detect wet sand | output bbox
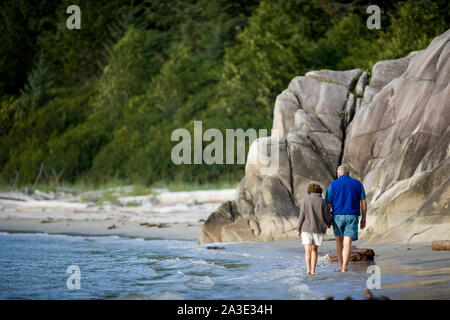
[273,238,450,299]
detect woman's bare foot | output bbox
[341,267,347,273]
[307,270,311,275]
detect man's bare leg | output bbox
[305,244,312,275]
[311,245,318,274]
[335,236,343,271]
[341,236,353,272]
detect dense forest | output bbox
[0,0,448,188]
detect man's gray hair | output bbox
[337,165,350,175]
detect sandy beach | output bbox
[0,187,449,299]
[0,187,232,240]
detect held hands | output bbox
[297,232,301,239]
[360,217,366,230]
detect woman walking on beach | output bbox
[297,184,332,275]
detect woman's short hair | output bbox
[307,183,322,194]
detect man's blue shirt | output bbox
[325,175,366,215]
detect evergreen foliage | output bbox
[0,0,448,186]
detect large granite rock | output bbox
[200,136,303,243]
[361,55,412,105]
[343,29,450,244]
[199,70,360,244]
[199,29,450,245]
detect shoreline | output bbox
[0,188,234,241]
[0,219,202,241]
[1,218,449,299]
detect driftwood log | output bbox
[322,247,375,262]
[431,240,450,251]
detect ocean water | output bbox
[0,231,403,300]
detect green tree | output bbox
[19,52,55,113]
[211,0,332,129]
[91,26,164,131]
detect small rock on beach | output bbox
[431,240,450,251]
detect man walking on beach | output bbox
[325,165,367,273]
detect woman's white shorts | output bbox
[301,232,324,246]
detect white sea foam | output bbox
[162,257,181,264]
[151,291,184,300]
[318,253,330,263]
[198,276,215,286]
[288,283,324,300]
[0,231,50,237]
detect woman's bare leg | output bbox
[305,244,312,275]
[311,245,318,274]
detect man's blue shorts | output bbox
[332,214,359,241]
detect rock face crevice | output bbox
[198,29,450,245]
